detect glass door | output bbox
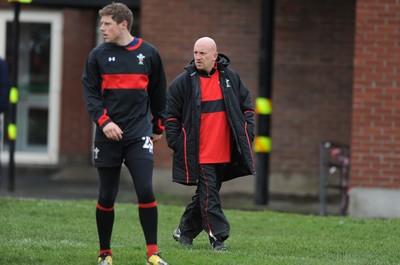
[0,10,62,165]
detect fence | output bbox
[319,141,350,216]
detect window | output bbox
[0,10,62,165]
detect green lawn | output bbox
[0,198,399,265]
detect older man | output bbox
[165,37,256,251]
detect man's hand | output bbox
[103,122,123,141]
[152,133,163,143]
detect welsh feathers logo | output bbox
[93,146,100,159]
[137,53,145,65]
[225,79,231,88]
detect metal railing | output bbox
[319,141,350,216]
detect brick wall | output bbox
[266,0,356,194]
[59,9,96,164]
[141,0,357,195]
[5,1,388,195]
[351,0,400,188]
[141,0,261,168]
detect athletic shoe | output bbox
[147,252,169,265]
[98,253,112,265]
[172,227,193,246]
[211,240,228,252]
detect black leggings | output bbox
[97,159,155,208]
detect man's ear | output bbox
[213,52,218,60]
[120,20,128,30]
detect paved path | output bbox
[0,166,340,216]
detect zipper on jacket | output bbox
[220,72,242,155]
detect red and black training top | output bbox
[199,69,231,164]
[82,38,167,142]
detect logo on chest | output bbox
[225,79,231,88]
[137,53,145,65]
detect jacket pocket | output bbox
[173,126,191,184]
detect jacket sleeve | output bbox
[165,75,185,149]
[147,48,167,135]
[82,50,111,129]
[238,74,255,142]
[0,59,10,113]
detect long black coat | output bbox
[165,54,256,185]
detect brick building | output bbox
[0,0,398,217]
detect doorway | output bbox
[0,10,62,165]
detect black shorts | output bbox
[93,136,154,167]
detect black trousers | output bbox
[178,164,230,242]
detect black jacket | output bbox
[166,54,256,185]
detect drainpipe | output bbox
[7,0,32,191]
[7,1,22,192]
[254,0,275,205]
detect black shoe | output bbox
[172,228,193,246]
[211,240,228,252]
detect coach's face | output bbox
[193,37,218,74]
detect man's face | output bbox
[99,15,123,44]
[193,41,217,73]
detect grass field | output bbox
[0,197,399,265]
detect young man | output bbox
[82,3,168,265]
[165,37,256,251]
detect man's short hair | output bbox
[99,3,133,31]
